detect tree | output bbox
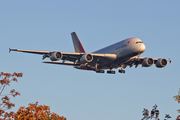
[0,72,66,120]
[173,89,180,120]
[0,72,22,119]
[141,104,160,120]
[14,101,66,120]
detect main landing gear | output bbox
[96,70,105,73]
[107,68,116,74]
[119,69,125,73]
[118,66,125,73]
[95,67,125,74]
[107,70,115,74]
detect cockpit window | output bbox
[136,41,143,44]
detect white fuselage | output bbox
[94,38,146,60]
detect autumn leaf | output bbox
[10,89,15,94]
[12,77,18,82]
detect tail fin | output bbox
[71,32,86,53]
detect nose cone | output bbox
[139,43,146,53]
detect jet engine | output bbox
[155,59,168,68]
[80,54,93,63]
[50,51,62,61]
[142,58,154,67]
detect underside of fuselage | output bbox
[74,52,139,71]
[99,52,140,69]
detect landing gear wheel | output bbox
[96,70,105,73]
[107,70,115,74]
[119,69,125,73]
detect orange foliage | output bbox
[174,89,180,114]
[0,72,22,119]
[14,101,66,120]
[0,72,66,120]
[174,89,180,103]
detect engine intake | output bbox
[80,54,93,63]
[142,58,154,67]
[50,52,62,61]
[156,59,167,68]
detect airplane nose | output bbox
[139,43,146,53]
[134,43,146,54]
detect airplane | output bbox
[9,32,173,74]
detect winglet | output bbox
[9,48,11,53]
[168,58,173,63]
[9,48,17,53]
[71,32,86,53]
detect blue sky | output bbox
[1,0,180,120]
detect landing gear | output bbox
[107,70,115,74]
[107,67,116,74]
[96,70,105,73]
[94,62,105,73]
[119,69,125,73]
[118,65,125,74]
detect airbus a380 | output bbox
[10,32,173,74]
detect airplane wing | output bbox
[10,48,83,60]
[123,56,173,68]
[9,48,51,54]
[10,48,117,67]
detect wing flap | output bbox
[43,61,80,66]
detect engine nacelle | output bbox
[50,51,62,61]
[80,54,93,63]
[155,59,167,68]
[142,58,154,67]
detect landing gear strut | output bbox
[94,63,105,73]
[118,65,125,73]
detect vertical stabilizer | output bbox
[71,32,86,53]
